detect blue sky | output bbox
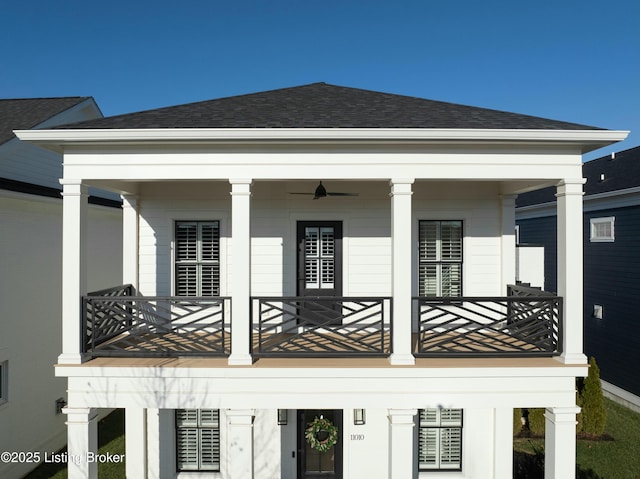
[3,0,638,160]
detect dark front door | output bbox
[297,409,343,479]
[297,221,343,324]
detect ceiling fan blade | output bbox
[327,192,359,196]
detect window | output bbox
[175,221,220,296]
[0,360,7,405]
[419,220,463,297]
[590,217,615,242]
[418,408,463,471]
[176,409,220,471]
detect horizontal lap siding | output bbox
[584,206,640,398]
[137,189,505,299]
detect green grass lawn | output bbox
[25,409,125,479]
[514,398,640,479]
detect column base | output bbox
[557,353,588,365]
[57,353,90,365]
[389,353,415,366]
[228,354,253,366]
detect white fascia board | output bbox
[15,128,630,152]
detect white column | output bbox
[126,408,147,479]
[544,407,580,479]
[63,407,98,479]
[556,180,587,364]
[388,409,417,479]
[227,409,256,479]
[59,180,88,364]
[493,407,514,479]
[500,194,517,293]
[389,179,415,365]
[121,195,139,289]
[229,179,253,365]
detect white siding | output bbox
[136,181,505,299]
[0,191,121,479]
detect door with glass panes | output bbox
[297,221,342,324]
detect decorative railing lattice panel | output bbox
[83,287,230,357]
[415,288,562,357]
[252,297,392,357]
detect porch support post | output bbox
[229,179,253,365]
[556,179,587,364]
[121,195,139,289]
[500,194,517,293]
[59,180,88,364]
[389,178,415,365]
[227,409,256,479]
[125,408,147,479]
[387,409,417,479]
[63,407,98,479]
[544,406,580,479]
[493,407,514,479]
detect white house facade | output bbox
[0,97,122,479]
[16,84,628,479]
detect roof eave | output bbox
[15,128,629,153]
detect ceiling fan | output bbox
[289,181,359,200]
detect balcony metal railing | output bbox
[251,296,392,357]
[81,285,561,360]
[83,285,230,357]
[414,285,562,357]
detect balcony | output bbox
[82,285,561,360]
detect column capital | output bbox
[59,179,88,196]
[226,409,256,425]
[229,178,253,195]
[555,178,586,197]
[387,409,418,424]
[389,178,414,196]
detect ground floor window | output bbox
[176,409,220,471]
[418,408,463,470]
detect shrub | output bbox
[514,408,523,435]
[580,357,607,436]
[528,408,545,436]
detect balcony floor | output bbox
[87,328,553,361]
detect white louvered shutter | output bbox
[419,408,463,470]
[175,222,220,296]
[419,221,462,297]
[176,409,220,471]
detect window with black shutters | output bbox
[175,221,220,296]
[418,220,463,297]
[176,409,220,471]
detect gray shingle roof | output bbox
[516,145,640,207]
[0,97,92,145]
[56,83,604,131]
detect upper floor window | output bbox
[175,221,220,296]
[419,220,463,297]
[418,408,463,471]
[176,409,220,471]
[590,217,615,242]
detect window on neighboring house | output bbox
[418,408,463,471]
[176,409,221,471]
[0,360,7,405]
[590,217,615,242]
[419,220,463,297]
[175,221,220,296]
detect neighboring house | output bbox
[516,145,640,413]
[16,83,628,479]
[0,98,123,479]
